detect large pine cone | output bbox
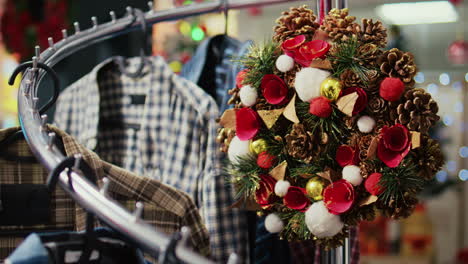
[285,124,319,163]
[357,43,382,68]
[390,88,440,133]
[359,18,387,48]
[412,137,445,180]
[340,69,362,88]
[320,8,360,43]
[367,96,391,125]
[273,5,320,43]
[378,193,418,219]
[377,48,417,87]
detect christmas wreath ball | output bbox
[217,6,444,248]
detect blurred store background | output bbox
[0,0,467,263]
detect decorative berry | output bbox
[380,77,405,102]
[365,172,385,195]
[309,96,332,118]
[257,151,278,169]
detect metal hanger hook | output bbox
[116,8,149,78]
[9,61,60,115]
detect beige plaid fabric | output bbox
[0,126,210,260]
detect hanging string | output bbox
[319,0,325,24]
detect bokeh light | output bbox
[447,160,457,172]
[443,115,454,126]
[414,72,425,83]
[179,21,191,36]
[191,27,205,41]
[427,83,438,95]
[459,146,468,158]
[452,81,462,92]
[435,170,448,182]
[459,169,468,181]
[439,73,450,85]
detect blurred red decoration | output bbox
[447,40,468,65]
[247,7,263,16]
[458,248,468,264]
[1,0,71,61]
[449,0,463,5]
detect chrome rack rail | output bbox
[17,0,307,263]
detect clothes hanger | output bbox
[0,60,60,160]
[115,7,150,78]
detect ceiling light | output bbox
[376,1,458,25]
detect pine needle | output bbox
[328,38,375,85]
[235,41,279,88]
[379,161,424,206]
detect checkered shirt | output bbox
[0,126,210,260]
[54,56,246,263]
[289,226,360,264]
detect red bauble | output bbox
[261,74,289,105]
[380,77,405,102]
[377,124,411,168]
[336,145,356,167]
[257,151,278,169]
[236,69,249,88]
[365,172,385,195]
[283,186,310,212]
[447,40,468,65]
[236,108,261,141]
[309,96,332,118]
[323,179,355,214]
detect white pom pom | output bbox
[228,136,251,164]
[357,115,376,133]
[265,213,284,233]
[294,68,330,102]
[275,55,295,73]
[239,85,258,107]
[305,201,344,238]
[342,165,363,186]
[274,180,291,197]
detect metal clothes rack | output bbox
[15,0,351,263]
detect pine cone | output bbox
[320,8,360,43]
[362,70,381,97]
[285,124,320,163]
[273,5,320,43]
[357,43,382,68]
[389,88,440,133]
[227,86,240,106]
[378,193,418,219]
[378,48,417,87]
[412,137,445,180]
[367,96,391,125]
[360,160,377,178]
[255,98,274,111]
[217,128,236,153]
[358,135,375,162]
[279,63,302,89]
[340,69,362,88]
[359,18,387,48]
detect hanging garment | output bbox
[0,126,210,260]
[54,56,246,263]
[5,228,147,264]
[180,35,252,112]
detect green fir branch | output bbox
[279,210,312,241]
[235,41,279,88]
[328,38,375,85]
[225,154,262,201]
[296,101,350,145]
[379,161,424,206]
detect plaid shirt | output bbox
[54,56,246,263]
[289,226,360,264]
[0,126,210,260]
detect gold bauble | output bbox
[250,139,268,154]
[305,177,327,200]
[320,78,342,101]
